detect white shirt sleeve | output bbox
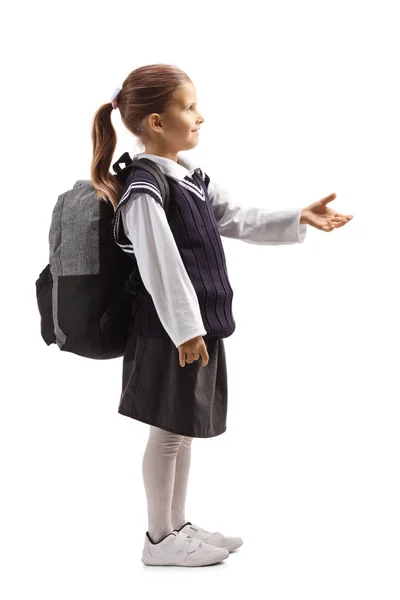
[207,178,308,244]
[119,193,207,348]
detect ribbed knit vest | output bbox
[112,165,236,341]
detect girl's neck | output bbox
[143,147,178,163]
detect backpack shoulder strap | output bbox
[113,153,171,213]
[101,156,172,331]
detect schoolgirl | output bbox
[90,63,353,567]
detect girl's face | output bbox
[145,81,205,156]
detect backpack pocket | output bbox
[56,273,132,359]
[35,264,56,345]
[57,274,101,352]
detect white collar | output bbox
[135,152,200,182]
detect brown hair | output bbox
[90,63,191,210]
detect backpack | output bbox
[35,152,171,360]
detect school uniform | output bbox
[112,152,307,438]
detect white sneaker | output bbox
[174,522,243,553]
[141,530,230,567]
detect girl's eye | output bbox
[188,105,193,111]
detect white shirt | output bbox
[120,152,307,348]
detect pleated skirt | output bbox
[118,333,228,438]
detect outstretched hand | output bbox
[300,193,353,232]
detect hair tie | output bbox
[110,87,122,110]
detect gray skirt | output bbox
[118,333,228,438]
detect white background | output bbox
[2,0,400,598]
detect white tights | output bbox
[142,425,193,543]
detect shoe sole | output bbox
[142,553,229,567]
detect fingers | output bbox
[320,193,337,205]
[333,218,351,228]
[186,352,200,364]
[180,351,194,366]
[332,214,353,221]
[179,350,209,367]
[179,350,208,367]
[321,215,353,231]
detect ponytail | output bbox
[90,102,121,210]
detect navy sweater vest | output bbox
[112,165,236,341]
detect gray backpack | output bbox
[35,153,171,359]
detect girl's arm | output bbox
[120,194,207,348]
[207,177,307,245]
[177,154,307,245]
